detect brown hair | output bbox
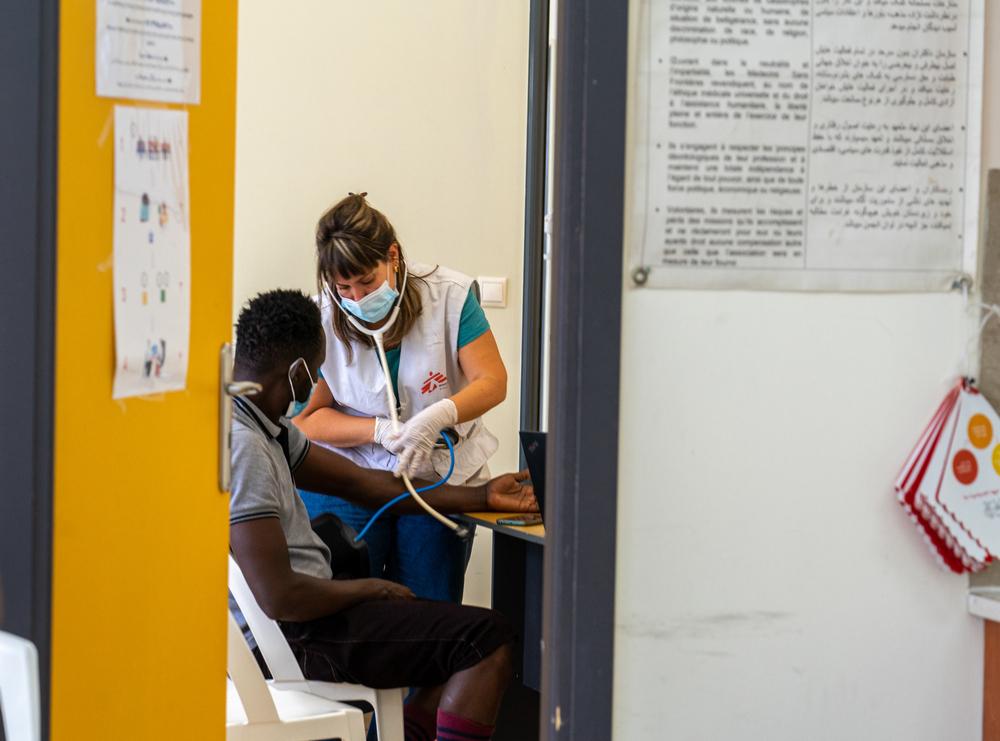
[316,193,424,359]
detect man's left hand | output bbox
[486,469,538,512]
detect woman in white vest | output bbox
[295,193,507,603]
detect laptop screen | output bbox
[519,431,546,519]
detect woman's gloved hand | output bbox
[373,416,400,451]
[390,398,458,479]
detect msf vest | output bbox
[319,262,499,485]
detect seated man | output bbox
[229,289,537,741]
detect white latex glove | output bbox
[391,398,458,479]
[373,416,401,452]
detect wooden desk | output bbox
[969,591,1000,741]
[460,512,545,691]
[460,512,545,545]
[460,512,545,740]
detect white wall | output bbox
[233,1,530,607]
[612,4,1000,740]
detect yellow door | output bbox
[50,3,238,738]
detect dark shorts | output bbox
[280,599,514,689]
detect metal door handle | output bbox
[226,381,262,398]
[219,344,263,492]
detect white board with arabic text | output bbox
[628,0,985,292]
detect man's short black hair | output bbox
[235,289,323,373]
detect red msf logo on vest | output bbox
[421,371,448,395]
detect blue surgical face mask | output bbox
[340,280,399,324]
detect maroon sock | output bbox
[437,708,495,740]
[403,703,437,741]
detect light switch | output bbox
[478,276,507,308]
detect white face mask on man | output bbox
[286,357,316,416]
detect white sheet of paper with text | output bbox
[629,0,984,291]
[112,106,191,399]
[96,0,201,104]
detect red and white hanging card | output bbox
[914,387,990,571]
[894,383,966,573]
[934,385,1000,561]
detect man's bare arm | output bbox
[230,518,412,622]
[294,444,538,513]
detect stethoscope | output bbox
[325,263,469,540]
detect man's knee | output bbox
[482,640,513,680]
[473,611,514,684]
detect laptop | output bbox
[498,431,547,526]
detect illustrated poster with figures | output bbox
[112,106,191,399]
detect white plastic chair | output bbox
[0,630,40,741]
[227,610,366,740]
[228,555,405,741]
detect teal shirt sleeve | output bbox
[457,289,491,348]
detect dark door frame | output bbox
[540,1,628,739]
[519,0,551,433]
[0,1,58,738]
